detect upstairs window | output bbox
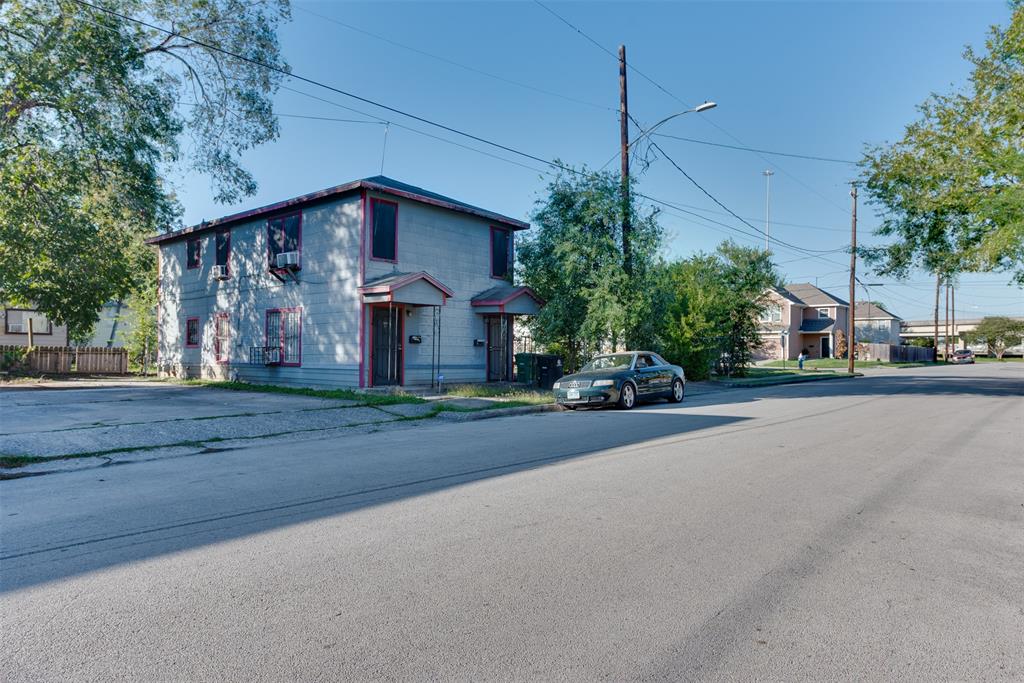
[268,213,301,267]
[818,308,830,319]
[185,317,200,347]
[4,309,52,335]
[216,230,231,273]
[491,227,511,278]
[761,304,782,323]
[370,198,398,262]
[186,237,201,269]
[266,308,301,366]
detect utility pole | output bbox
[946,286,954,352]
[934,273,940,361]
[763,169,774,254]
[944,279,950,360]
[619,44,631,277]
[848,184,857,375]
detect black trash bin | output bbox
[535,354,563,390]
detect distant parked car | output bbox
[949,349,975,364]
[553,351,685,410]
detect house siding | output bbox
[0,307,69,347]
[157,187,522,388]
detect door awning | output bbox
[471,283,545,315]
[359,271,454,306]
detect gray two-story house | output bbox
[148,176,543,388]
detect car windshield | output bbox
[581,354,634,372]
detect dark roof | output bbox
[799,318,835,333]
[771,287,805,305]
[146,175,528,245]
[472,282,545,306]
[358,271,455,297]
[783,283,849,307]
[855,301,900,320]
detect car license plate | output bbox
[566,389,580,400]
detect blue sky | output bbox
[173,0,1022,320]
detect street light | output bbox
[629,101,717,149]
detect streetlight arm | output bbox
[628,102,716,150]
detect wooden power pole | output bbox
[952,285,956,351]
[944,280,951,360]
[848,184,857,375]
[934,274,941,361]
[619,44,631,277]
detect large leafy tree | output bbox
[962,316,1024,358]
[660,242,778,379]
[860,1,1024,284]
[518,167,664,370]
[1,0,289,336]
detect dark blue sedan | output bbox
[553,351,686,410]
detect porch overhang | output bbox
[471,284,545,315]
[359,271,454,306]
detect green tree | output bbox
[962,316,1024,358]
[518,167,663,370]
[860,1,1024,284]
[1,0,290,338]
[660,241,779,379]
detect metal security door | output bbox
[372,306,403,386]
[486,315,509,381]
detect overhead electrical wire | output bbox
[78,0,854,271]
[652,133,857,165]
[531,0,855,216]
[293,5,616,113]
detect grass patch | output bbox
[971,356,1023,363]
[763,359,933,370]
[172,379,425,406]
[444,383,553,405]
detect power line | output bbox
[647,140,846,256]
[80,0,855,280]
[531,1,854,216]
[653,133,857,165]
[72,0,576,175]
[293,5,615,113]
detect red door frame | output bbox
[368,303,405,387]
[485,314,512,382]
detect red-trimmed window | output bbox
[215,230,231,274]
[185,317,200,347]
[186,237,201,269]
[266,308,301,366]
[214,313,230,364]
[490,227,511,278]
[268,212,301,267]
[4,309,53,335]
[370,198,398,262]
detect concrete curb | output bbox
[438,403,562,421]
[712,372,862,389]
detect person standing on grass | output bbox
[798,350,807,370]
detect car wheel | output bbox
[617,382,636,410]
[668,378,685,403]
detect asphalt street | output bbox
[2,364,1022,681]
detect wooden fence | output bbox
[1,345,129,374]
[857,343,935,363]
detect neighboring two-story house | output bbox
[853,301,902,345]
[756,283,850,360]
[148,176,543,388]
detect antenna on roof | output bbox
[380,123,390,175]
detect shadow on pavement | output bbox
[0,410,749,592]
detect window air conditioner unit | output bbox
[275,251,301,270]
[211,264,229,280]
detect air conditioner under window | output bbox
[275,251,301,270]
[211,264,229,280]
